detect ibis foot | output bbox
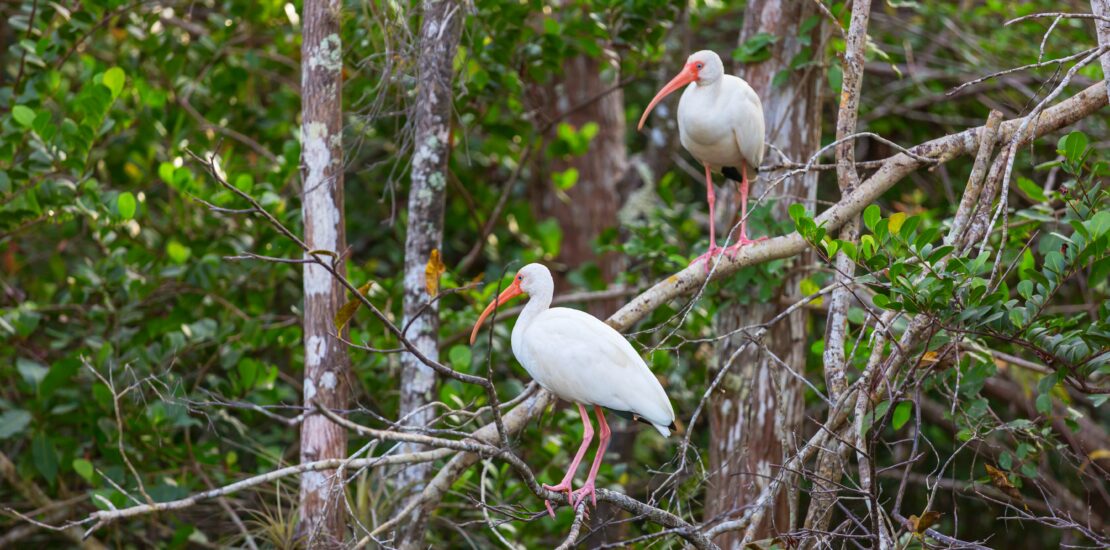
[542,481,574,518]
[570,480,597,509]
[691,245,728,271]
[725,235,767,257]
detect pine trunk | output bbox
[299,0,349,546]
[705,2,829,547]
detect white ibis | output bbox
[470,263,676,517]
[638,50,766,266]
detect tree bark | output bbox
[706,2,829,546]
[395,0,463,536]
[530,52,628,317]
[1093,0,1110,104]
[299,0,349,546]
[805,0,872,539]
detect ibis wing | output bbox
[725,75,766,168]
[520,308,675,430]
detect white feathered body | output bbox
[677,74,765,171]
[511,307,675,436]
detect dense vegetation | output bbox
[1,0,1107,548]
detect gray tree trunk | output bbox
[706,2,829,547]
[805,0,872,539]
[298,0,349,546]
[395,0,463,529]
[1093,0,1110,103]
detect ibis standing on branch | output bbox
[638,50,767,266]
[470,263,676,517]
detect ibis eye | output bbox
[696,63,703,70]
[517,276,522,281]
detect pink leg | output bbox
[571,406,611,508]
[726,162,767,256]
[543,403,593,518]
[692,164,726,269]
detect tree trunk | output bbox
[1093,0,1110,104]
[706,2,829,547]
[530,53,628,317]
[394,0,463,535]
[805,0,872,539]
[299,0,349,546]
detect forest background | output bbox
[2,0,1110,548]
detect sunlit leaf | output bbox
[12,105,35,127]
[102,67,126,98]
[117,192,136,219]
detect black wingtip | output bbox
[721,166,743,182]
[668,421,677,431]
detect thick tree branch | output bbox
[609,81,1107,332]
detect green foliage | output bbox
[1,0,1107,547]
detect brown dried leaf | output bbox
[334,282,373,330]
[916,350,939,369]
[308,249,338,258]
[985,463,1028,509]
[425,249,446,296]
[908,510,943,534]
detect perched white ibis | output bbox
[470,263,676,517]
[638,50,766,266]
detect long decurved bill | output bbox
[637,65,697,131]
[469,280,523,345]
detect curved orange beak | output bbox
[469,279,523,345]
[637,64,698,131]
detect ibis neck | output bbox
[696,76,721,89]
[514,286,553,336]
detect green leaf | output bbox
[1057,131,1088,163]
[237,359,259,391]
[40,358,80,399]
[17,358,48,388]
[449,345,472,370]
[553,168,579,190]
[1035,393,1052,415]
[158,162,176,184]
[579,122,599,142]
[1017,280,1034,300]
[827,64,843,94]
[788,203,807,222]
[32,433,58,484]
[892,401,912,430]
[12,105,36,127]
[863,204,881,231]
[117,192,137,219]
[733,32,778,63]
[999,451,1012,470]
[872,293,890,309]
[234,174,253,193]
[166,240,191,264]
[1091,257,1110,289]
[1016,177,1046,202]
[102,67,126,98]
[73,458,95,482]
[1085,211,1110,239]
[0,410,32,439]
[536,218,562,257]
[927,245,954,264]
